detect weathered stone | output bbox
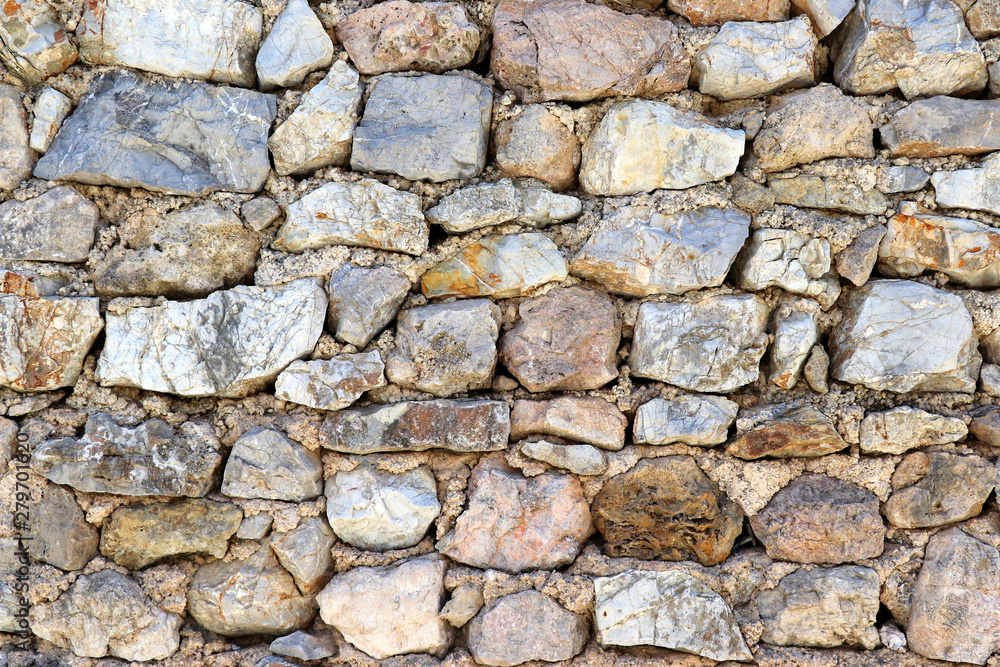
[242,197,282,231]
[222,427,322,502]
[256,0,333,90]
[0,419,14,469]
[633,395,738,446]
[669,0,789,24]
[859,406,967,455]
[0,186,98,263]
[386,299,500,396]
[495,106,580,190]
[883,452,995,528]
[569,205,750,297]
[757,566,880,649]
[100,499,242,569]
[237,513,273,540]
[467,591,588,667]
[188,544,316,637]
[510,396,626,450]
[631,295,769,393]
[734,229,840,309]
[829,280,981,393]
[0,268,59,297]
[728,403,846,460]
[750,474,885,564]
[325,463,441,551]
[693,17,818,101]
[97,279,326,398]
[580,100,744,196]
[768,175,888,215]
[351,74,492,182]
[437,455,592,572]
[327,264,410,347]
[271,516,335,594]
[491,0,688,103]
[969,0,1000,37]
[769,299,820,390]
[27,481,98,571]
[520,440,607,476]
[440,584,484,627]
[269,60,363,176]
[880,97,1000,158]
[0,85,35,190]
[876,165,929,194]
[0,0,76,84]
[318,555,452,659]
[30,570,182,661]
[275,352,385,412]
[971,407,1000,446]
[753,84,874,172]
[29,87,71,153]
[803,345,829,394]
[322,399,509,454]
[32,414,222,496]
[595,569,752,661]
[516,184,582,225]
[34,70,276,195]
[791,0,854,36]
[271,631,338,661]
[425,180,522,233]
[592,456,743,565]
[836,224,886,287]
[932,152,1000,216]
[982,362,1000,395]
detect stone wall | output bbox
[2,0,1000,665]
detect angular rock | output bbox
[222,427,322,502]
[769,175,888,215]
[510,396,626,450]
[237,513,273,540]
[734,229,840,309]
[595,569,752,662]
[28,481,98,571]
[877,165,930,194]
[275,352,385,412]
[325,463,441,550]
[631,295,770,393]
[580,100,744,196]
[97,279,326,398]
[971,407,1000,446]
[982,362,1000,396]
[467,591,588,667]
[0,0,76,84]
[0,267,61,297]
[520,440,607,476]
[750,473,885,564]
[829,280,981,393]
[426,180,523,233]
[791,0,855,36]
[728,403,846,460]
[769,299,820,389]
[669,0,789,24]
[255,0,333,90]
[351,74,492,182]
[440,584,484,627]
[242,197,282,231]
[271,631,338,661]
[35,70,276,195]
[969,0,1000,38]
[0,186,98,263]
[436,455,592,572]
[0,85,35,190]
[880,97,1000,158]
[516,184,582,226]
[569,205,750,297]
[836,224,886,287]
[859,406,967,455]
[804,345,830,394]
[495,106,580,191]
[100,499,242,569]
[883,452,995,528]
[270,516,335,594]
[327,264,410,347]
[931,152,1000,216]
[29,87,72,154]
[633,395,738,446]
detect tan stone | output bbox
[880,97,1000,158]
[727,404,847,460]
[669,0,789,24]
[494,105,580,191]
[0,85,35,191]
[510,396,627,451]
[883,452,996,528]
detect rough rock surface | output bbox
[882,452,996,528]
[669,0,789,24]
[0,85,36,191]
[0,0,77,84]
[29,86,72,154]
[467,591,588,666]
[836,224,886,287]
[494,106,580,190]
[425,180,523,233]
[859,406,967,455]
[880,97,1000,158]
[0,186,99,263]
[274,352,385,412]
[877,165,929,193]
[791,0,854,36]
[221,427,323,502]
[327,264,410,347]
[633,395,738,446]
[270,632,337,661]
[769,298,820,389]
[440,583,484,627]
[270,516,335,594]
[255,0,333,90]
[931,152,1000,216]
[734,229,839,308]
[509,396,626,450]
[727,403,847,459]
[520,440,607,476]
[28,481,98,571]
[769,175,888,215]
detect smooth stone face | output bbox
[440,583,484,627]
[255,0,333,90]
[520,440,607,476]
[327,264,411,347]
[769,299,820,389]
[734,229,840,309]
[859,406,967,455]
[351,74,492,182]
[491,0,689,103]
[29,87,72,153]
[791,0,854,35]
[569,206,750,297]
[0,0,76,84]
[769,175,888,215]
[631,296,770,393]
[931,152,1000,216]
[0,85,35,190]
[242,197,282,231]
[274,352,385,412]
[728,403,846,460]
[317,555,453,659]
[28,481,98,571]
[669,0,789,24]
[237,513,273,540]
[325,463,441,551]
[495,106,580,191]
[836,224,886,287]
[270,516,335,594]
[883,452,996,528]
[510,396,626,450]
[270,631,338,661]
[633,395,738,446]
[97,279,326,398]
[0,187,97,263]
[31,414,222,496]
[467,591,588,667]
[880,97,1000,158]
[222,427,323,502]
[829,280,981,393]
[595,569,752,661]
[757,566,880,649]
[100,499,242,569]
[436,455,592,572]
[580,100,745,196]
[750,473,885,564]
[425,180,523,233]
[876,165,929,193]
[592,456,743,565]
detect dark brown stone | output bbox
[726,404,847,460]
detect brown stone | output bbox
[591,456,744,566]
[726,403,848,460]
[494,105,580,191]
[880,97,1000,158]
[510,396,627,451]
[883,452,996,529]
[667,0,789,25]
[970,406,1000,446]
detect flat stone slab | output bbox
[931,152,1000,216]
[633,394,738,446]
[727,403,847,460]
[510,396,627,450]
[880,97,1000,158]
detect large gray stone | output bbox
[274,351,385,412]
[931,152,1000,216]
[0,186,98,263]
[467,591,588,667]
[425,179,522,233]
[0,0,77,84]
[633,394,739,446]
[221,427,323,502]
[255,0,333,90]
[327,264,411,347]
[734,228,840,309]
[0,85,35,190]
[880,97,1000,158]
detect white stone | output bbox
[516,184,583,226]
[734,228,841,309]
[769,298,820,390]
[270,516,335,594]
[791,0,855,36]
[274,351,385,411]
[222,427,323,502]
[426,179,523,233]
[931,153,1000,216]
[859,406,968,455]
[0,186,99,262]
[256,0,334,90]
[520,440,607,476]
[633,395,739,446]
[29,88,71,154]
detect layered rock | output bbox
[467,591,588,667]
[0,186,99,263]
[882,452,996,528]
[510,396,626,450]
[274,352,385,412]
[727,403,847,459]
[859,406,967,455]
[880,97,1000,158]
[327,264,411,347]
[734,229,840,309]
[221,427,323,502]
[633,395,738,446]
[0,0,77,84]
[255,0,333,90]
[768,175,888,215]
[494,106,580,190]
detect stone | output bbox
[270,516,335,594]
[274,179,426,256]
[804,345,829,393]
[595,569,752,662]
[931,152,1000,216]
[631,295,770,393]
[467,591,588,667]
[633,395,738,446]
[829,280,981,393]
[876,165,929,194]
[880,97,1000,158]
[728,403,846,460]
[425,180,523,233]
[100,499,242,569]
[0,85,35,190]
[275,352,385,412]
[883,452,996,528]
[269,60,363,176]
[768,175,888,215]
[750,473,885,564]
[321,399,510,454]
[30,570,182,661]
[27,482,98,571]
[242,197,282,231]
[327,264,410,347]
[693,17,818,101]
[592,456,743,565]
[494,106,580,191]
[769,299,820,389]
[790,0,855,36]
[97,279,326,398]
[436,455,592,572]
[669,0,789,24]
[32,414,222,496]
[734,229,840,309]
[222,427,323,502]
[757,566,880,649]
[0,0,76,84]
[859,406,967,455]
[520,440,607,476]
[580,100,744,196]
[982,363,1000,396]
[325,463,441,551]
[386,299,500,396]
[0,267,60,297]
[969,0,1000,37]
[971,407,1000,446]
[880,625,907,652]
[510,396,626,450]
[188,544,316,637]
[753,84,874,172]
[0,186,99,263]
[0,419,14,469]
[237,513,273,540]
[420,233,567,300]
[256,0,333,90]
[94,203,260,298]
[516,184,582,225]
[836,224,886,287]
[337,1,479,75]
[498,285,619,392]
[29,87,71,153]
[351,73,492,182]
[569,205,750,297]
[491,0,688,103]
[440,584,484,627]
[317,555,452,659]
[34,70,276,196]
[271,631,338,661]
